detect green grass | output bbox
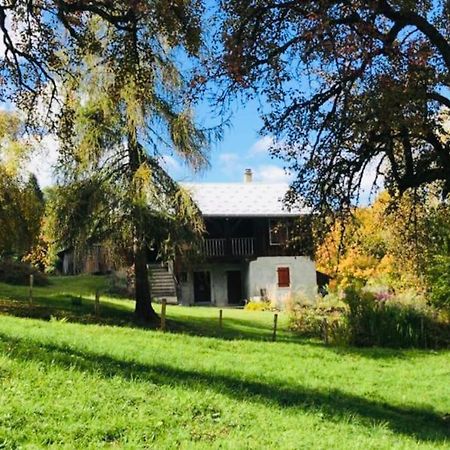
[0,276,449,449]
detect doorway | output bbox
[227,270,243,305]
[193,271,211,303]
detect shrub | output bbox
[342,286,449,348]
[244,299,273,311]
[427,254,450,312]
[289,306,326,337]
[0,259,49,286]
[288,292,346,341]
[107,271,132,297]
[288,286,449,348]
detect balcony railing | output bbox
[202,238,226,257]
[231,237,254,256]
[202,237,255,257]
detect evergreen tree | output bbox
[0,2,210,322]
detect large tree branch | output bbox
[428,91,450,109]
[378,0,450,70]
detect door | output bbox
[227,270,243,305]
[193,271,211,303]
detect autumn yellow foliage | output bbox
[316,192,428,292]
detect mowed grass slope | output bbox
[0,276,449,449]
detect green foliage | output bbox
[288,307,326,338]
[423,202,450,312]
[0,111,31,174]
[289,285,449,348]
[0,259,48,286]
[427,254,450,311]
[0,112,45,260]
[0,169,45,259]
[288,303,345,341]
[342,287,449,349]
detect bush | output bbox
[288,286,449,348]
[288,293,346,341]
[0,259,49,286]
[342,286,449,348]
[289,308,347,340]
[427,254,450,312]
[244,299,273,311]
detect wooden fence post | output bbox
[219,309,223,329]
[29,274,34,305]
[323,318,329,345]
[272,313,278,342]
[95,289,100,318]
[160,299,167,331]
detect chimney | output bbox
[244,168,253,183]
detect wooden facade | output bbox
[198,216,313,261]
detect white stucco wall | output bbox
[179,263,244,306]
[247,256,317,307]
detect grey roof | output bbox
[181,182,308,217]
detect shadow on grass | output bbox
[166,315,303,343]
[0,295,135,327]
[0,298,437,362]
[0,294,304,343]
[0,331,448,443]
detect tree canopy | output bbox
[315,190,450,311]
[219,0,450,211]
[0,1,210,321]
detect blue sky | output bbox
[21,98,292,189]
[162,99,292,185]
[0,3,291,188]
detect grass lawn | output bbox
[0,276,449,448]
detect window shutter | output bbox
[277,267,290,287]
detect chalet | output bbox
[59,169,318,307]
[165,169,317,307]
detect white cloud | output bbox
[357,156,385,205]
[218,152,242,175]
[26,134,59,188]
[219,152,240,164]
[254,165,292,184]
[249,136,275,156]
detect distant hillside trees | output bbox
[0,111,44,259]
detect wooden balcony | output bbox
[202,238,226,257]
[231,237,254,256]
[202,237,255,258]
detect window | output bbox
[277,267,290,287]
[269,219,288,245]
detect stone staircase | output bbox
[149,264,178,304]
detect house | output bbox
[58,244,115,275]
[57,169,318,307]
[169,169,317,307]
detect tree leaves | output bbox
[218,1,450,213]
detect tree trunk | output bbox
[134,240,158,322]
